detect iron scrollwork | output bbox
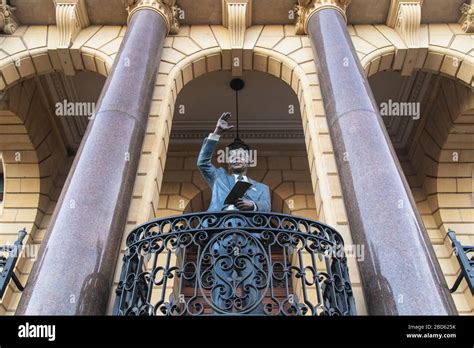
[447,229,474,295]
[0,228,26,299]
[113,212,357,316]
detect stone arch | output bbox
[425,80,474,225]
[115,29,366,315]
[0,109,41,243]
[377,73,474,313]
[152,50,321,221]
[0,46,111,236]
[361,46,473,87]
[421,78,473,313]
[409,78,474,209]
[136,45,347,232]
[433,81,474,195]
[353,24,474,313]
[0,106,43,314]
[357,32,473,313]
[0,42,112,313]
[0,35,116,231]
[0,45,112,92]
[359,42,473,198]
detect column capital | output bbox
[0,3,19,35]
[295,0,351,35]
[459,2,474,33]
[127,0,180,34]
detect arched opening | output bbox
[158,69,317,220]
[143,67,333,315]
[112,45,363,316]
[0,69,106,314]
[369,70,474,314]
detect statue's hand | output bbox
[235,198,254,211]
[214,112,234,135]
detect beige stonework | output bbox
[0,80,70,314]
[110,21,470,315]
[222,0,252,76]
[0,8,472,315]
[358,21,473,313]
[358,23,473,86]
[105,24,370,315]
[397,78,474,315]
[53,0,90,51]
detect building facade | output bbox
[0,0,473,315]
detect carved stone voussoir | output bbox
[222,0,252,48]
[0,4,19,35]
[127,0,180,34]
[294,0,352,35]
[459,3,474,33]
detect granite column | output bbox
[299,1,457,314]
[16,2,175,315]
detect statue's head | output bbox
[227,138,250,174]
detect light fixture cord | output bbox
[235,89,240,139]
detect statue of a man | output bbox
[197,112,271,212]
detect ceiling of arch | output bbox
[370,71,474,154]
[171,70,305,144]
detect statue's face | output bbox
[228,148,249,173]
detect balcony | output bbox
[113,212,356,316]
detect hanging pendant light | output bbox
[229,78,249,151]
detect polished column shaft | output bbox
[307,8,457,315]
[16,9,167,315]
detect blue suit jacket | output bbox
[197,137,271,212]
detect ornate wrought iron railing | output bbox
[447,229,474,295]
[113,212,356,316]
[0,228,26,299]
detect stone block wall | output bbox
[1,20,471,315]
[402,78,474,314]
[0,80,70,314]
